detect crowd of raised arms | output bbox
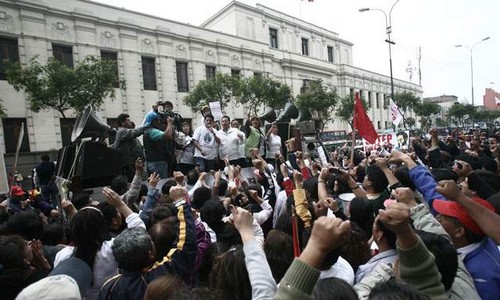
[0,101,499,300]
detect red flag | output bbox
[353,92,378,144]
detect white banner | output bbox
[362,130,410,151]
[389,98,403,126]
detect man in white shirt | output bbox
[217,116,246,167]
[192,114,221,172]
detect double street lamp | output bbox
[455,37,490,108]
[359,0,401,105]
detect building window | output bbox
[100,51,119,88]
[301,38,309,56]
[59,118,76,147]
[377,121,382,130]
[269,28,278,49]
[2,118,29,153]
[206,65,216,80]
[0,37,19,80]
[142,56,157,90]
[231,69,241,77]
[327,46,334,63]
[376,93,380,108]
[176,61,189,92]
[349,88,354,99]
[254,72,262,77]
[52,44,74,68]
[300,79,310,94]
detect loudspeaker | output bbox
[73,142,123,189]
[261,108,277,123]
[277,103,299,122]
[71,106,116,142]
[297,108,312,122]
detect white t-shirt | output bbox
[193,125,217,159]
[266,133,282,159]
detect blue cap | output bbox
[143,111,158,127]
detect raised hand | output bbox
[148,172,160,188]
[102,187,125,208]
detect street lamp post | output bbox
[359,0,400,107]
[455,37,490,108]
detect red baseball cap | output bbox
[11,185,26,196]
[433,197,495,235]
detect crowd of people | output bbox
[0,101,499,300]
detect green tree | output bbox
[414,101,440,131]
[183,73,242,113]
[405,117,416,129]
[6,56,124,118]
[336,93,369,128]
[435,117,447,127]
[393,92,421,129]
[447,103,475,128]
[237,75,292,115]
[295,80,338,132]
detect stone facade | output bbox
[0,0,421,153]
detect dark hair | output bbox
[0,235,32,282]
[430,168,458,182]
[161,180,177,196]
[200,200,226,233]
[369,279,430,300]
[151,204,177,226]
[70,207,107,270]
[41,222,66,246]
[416,230,458,290]
[209,245,251,300]
[112,227,154,271]
[313,277,358,300]
[397,131,408,142]
[172,288,222,300]
[340,222,370,273]
[472,169,500,192]
[110,175,129,195]
[303,177,319,201]
[221,115,231,122]
[71,193,92,211]
[163,101,173,109]
[376,219,397,250]
[394,166,416,191]
[6,211,44,240]
[41,154,50,162]
[117,113,130,127]
[366,165,389,193]
[149,221,177,262]
[144,275,186,300]
[187,169,200,186]
[199,243,230,286]
[349,197,375,238]
[204,114,214,122]
[264,230,294,282]
[97,202,119,229]
[192,187,213,210]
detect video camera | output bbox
[154,101,182,130]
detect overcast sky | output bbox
[93,0,499,106]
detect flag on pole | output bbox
[353,92,378,144]
[389,98,404,126]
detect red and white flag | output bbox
[389,98,403,126]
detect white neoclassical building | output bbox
[0,0,421,154]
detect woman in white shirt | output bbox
[266,122,282,165]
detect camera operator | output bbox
[162,100,183,132]
[142,111,176,179]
